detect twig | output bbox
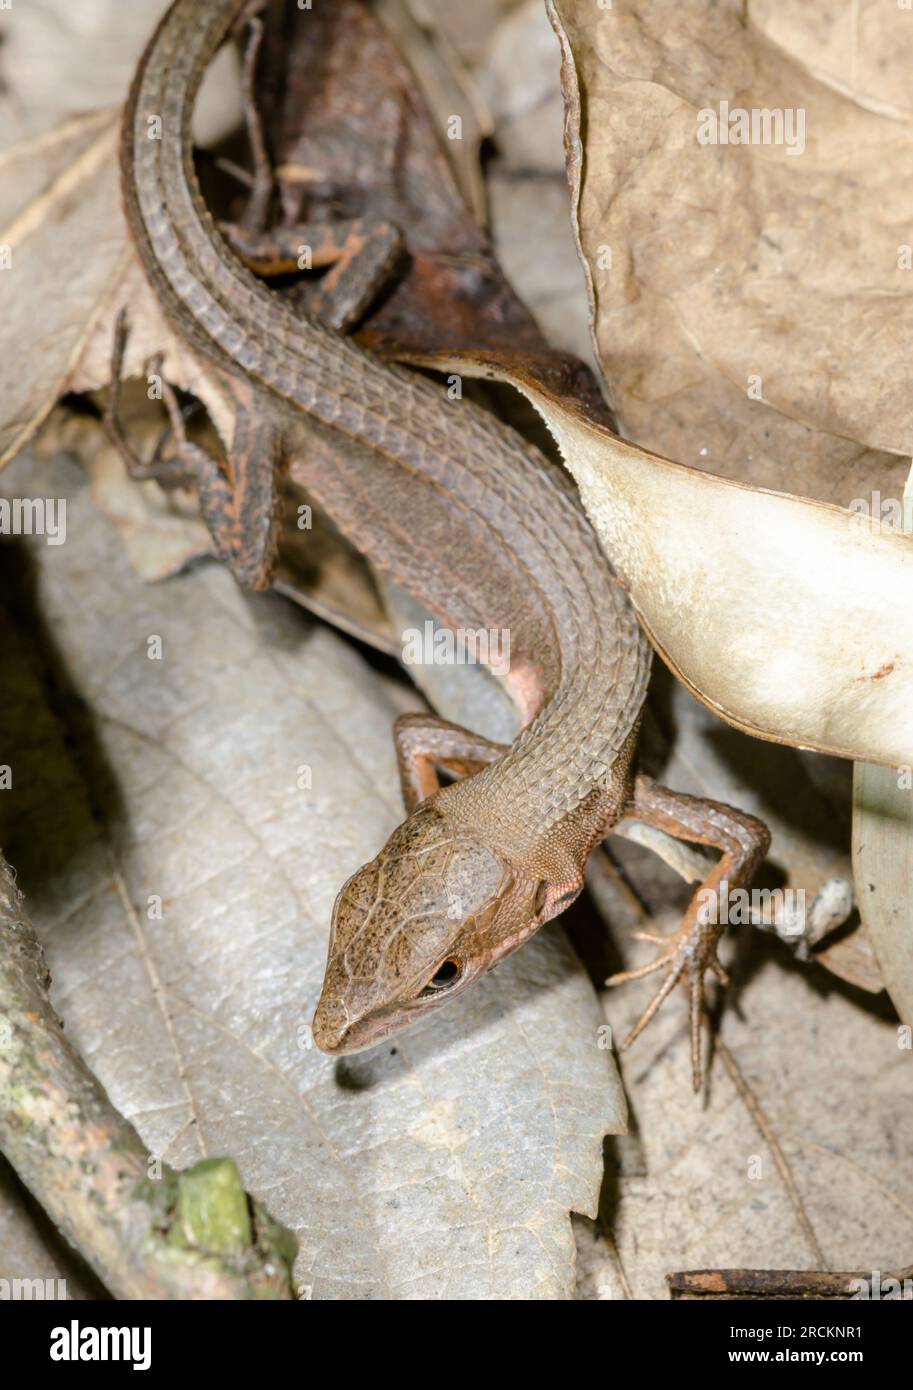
[0,853,296,1299]
[669,1264,913,1300]
[716,1038,826,1267]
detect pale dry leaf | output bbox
[0,449,623,1300]
[0,0,243,473]
[750,0,913,119]
[0,110,221,470]
[535,389,913,767]
[544,0,913,1074]
[412,352,913,769]
[0,105,243,583]
[0,166,229,576]
[852,763,913,1029]
[0,0,239,144]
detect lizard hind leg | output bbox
[103,310,284,593]
[606,774,770,1092]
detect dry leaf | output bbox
[0,112,125,467]
[404,349,913,769]
[576,853,913,1299]
[548,0,913,504]
[0,0,239,143]
[543,0,913,1055]
[0,448,623,1299]
[750,0,913,119]
[853,764,913,1028]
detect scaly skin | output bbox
[121,0,766,1084]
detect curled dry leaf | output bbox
[0,0,239,471]
[0,106,230,468]
[0,450,623,1300]
[853,763,913,1028]
[406,349,913,769]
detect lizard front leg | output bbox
[393,713,508,813]
[216,8,404,334]
[607,774,770,1092]
[223,219,405,333]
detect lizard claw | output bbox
[606,915,729,1092]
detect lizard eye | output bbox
[421,958,462,996]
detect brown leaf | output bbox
[548,0,913,504]
[0,112,125,468]
[580,853,913,1298]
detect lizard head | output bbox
[312,804,574,1054]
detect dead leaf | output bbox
[400,348,913,769]
[0,447,623,1299]
[580,852,913,1299]
[543,0,913,1087]
[0,112,125,467]
[852,763,913,1028]
[548,0,913,505]
[0,0,239,143]
[750,0,913,119]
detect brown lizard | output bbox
[115,0,769,1090]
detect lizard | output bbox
[114,0,770,1090]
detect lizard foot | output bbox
[606,911,729,1092]
[605,773,769,1094]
